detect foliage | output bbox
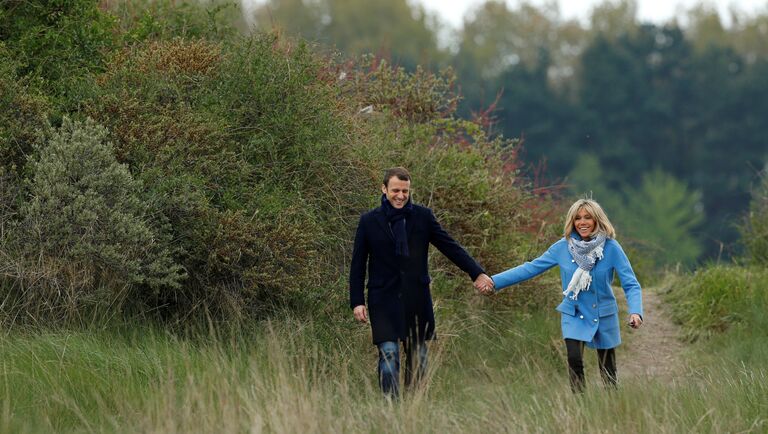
[740,170,768,265]
[463,2,766,260]
[0,0,117,104]
[663,265,768,342]
[251,0,445,70]
[340,56,560,309]
[616,169,703,267]
[0,118,183,322]
[109,0,244,42]
[81,35,357,320]
[0,46,50,178]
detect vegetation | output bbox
[740,170,768,265]
[249,0,768,265]
[0,1,556,325]
[2,300,766,433]
[1,1,767,432]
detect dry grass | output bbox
[2,304,766,433]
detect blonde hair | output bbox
[563,199,616,239]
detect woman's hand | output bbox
[628,313,643,329]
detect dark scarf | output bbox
[381,194,413,257]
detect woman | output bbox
[488,198,643,392]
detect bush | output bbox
[0,117,183,323]
[85,36,367,319]
[0,0,117,106]
[0,47,50,177]
[663,265,768,341]
[740,170,768,265]
[2,16,556,325]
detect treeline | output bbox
[251,0,768,265]
[0,0,556,325]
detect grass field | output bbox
[2,293,766,433]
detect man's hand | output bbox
[628,313,643,329]
[353,305,368,323]
[473,273,495,295]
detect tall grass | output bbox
[3,298,766,433]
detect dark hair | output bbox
[383,167,411,186]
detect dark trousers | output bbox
[564,338,617,393]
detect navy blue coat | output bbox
[349,203,484,345]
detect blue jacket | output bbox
[491,235,643,349]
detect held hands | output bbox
[628,313,643,329]
[473,273,495,295]
[353,305,368,323]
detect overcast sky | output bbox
[416,0,767,27]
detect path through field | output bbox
[618,287,687,381]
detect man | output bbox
[349,167,494,397]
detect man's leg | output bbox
[403,339,428,388]
[564,339,586,393]
[377,341,400,397]
[596,347,617,388]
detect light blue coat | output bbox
[491,235,643,349]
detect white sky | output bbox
[416,0,768,27]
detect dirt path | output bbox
[617,287,687,381]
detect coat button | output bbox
[579,315,584,319]
[592,304,597,308]
[571,259,575,263]
[593,318,598,323]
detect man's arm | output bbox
[426,209,486,281]
[349,217,369,319]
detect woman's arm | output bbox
[612,241,644,318]
[491,241,561,291]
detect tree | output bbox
[617,169,703,267]
[454,0,587,113]
[251,0,445,70]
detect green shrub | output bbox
[111,0,243,43]
[2,117,183,323]
[85,36,366,319]
[0,0,117,106]
[739,171,768,265]
[0,47,50,177]
[664,265,768,341]
[2,23,555,324]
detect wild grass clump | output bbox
[3,307,767,433]
[740,170,768,265]
[662,265,768,342]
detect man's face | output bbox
[382,176,410,209]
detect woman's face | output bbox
[573,207,596,239]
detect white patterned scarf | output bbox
[564,232,607,300]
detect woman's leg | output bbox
[564,339,586,393]
[596,347,617,387]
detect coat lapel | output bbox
[374,207,394,241]
[405,207,416,240]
